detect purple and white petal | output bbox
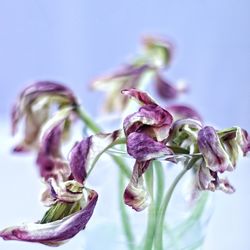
[168,105,202,122]
[0,189,98,246]
[121,88,156,106]
[127,132,173,161]
[198,126,233,173]
[70,130,121,183]
[11,81,78,152]
[168,119,202,152]
[156,75,188,100]
[43,179,84,204]
[124,161,151,211]
[123,104,173,141]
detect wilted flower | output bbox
[11,81,78,152]
[0,189,98,246]
[0,124,122,246]
[122,89,173,211]
[91,35,186,113]
[219,127,250,166]
[91,64,152,113]
[195,126,249,194]
[168,118,202,153]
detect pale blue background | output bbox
[0,0,250,249]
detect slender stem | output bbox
[76,106,131,179]
[143,165,157,250]
[154,161,165,213]
[75,106,101,133]
[76,105,133,250]
[154,157,199,250]
[119,171,135,250]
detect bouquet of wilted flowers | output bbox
[0,36,249,250]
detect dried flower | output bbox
[122,89,173,211]
[11,81,78,152]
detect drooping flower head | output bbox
[121,89,174,211]
[196,126,250,194]
[11,81,78,152]
[91,35,187,113]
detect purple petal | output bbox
[0,189,98,246]
[124,161,151,211]
[167,105,203,122]
[12,81,77,135]
[91,65,151,112]
[196,162,235,194]
[70,130,121,183]
[127,132,173,161]
[36,111,73,180]
[91,64,150,89]
[156,75,188,100]
[124,104,173,141]
[198,126,233,173]
[121,88,156,106]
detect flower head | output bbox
[122,89,173,211]
[11,81,78,152]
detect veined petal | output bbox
[91,64,150,90]
[121,88,156,106]
[43,179,84,205]
[168,118,202,152]
[156,75,188,100]
[123,104,173,141]
[70,130,121,183]
[198,126,233,173]
[36,108,73,180]
[127,132,173,161]
[196,162,235,194]
[91,65,151,113]
[12,81,78,136]
[0,189,98,246]
[124,161,151,211]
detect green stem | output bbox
[154,157,199,250]
[143,165,156,250]
[119,171,135,250]
[75,106,101,133]
[76,106,133,249]
[76,106,131,179]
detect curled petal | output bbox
[91,65,151,112]
[12,97,50,152]
[124,104,173,141]
[156,75,188,100]
[168,119,202,152]
[168,105,203,122]
[70,130,121,183]
[91,64,150,90]
[124,161,151,211]
[196,162,235,194]
[121,88,156,106]
[142,35,173,68]
[36,108,73,180]
[0,189,98,246]
[198,126,233,173]
[127,132,173,161]
[12,81,78,136]
[42,179,84,205]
